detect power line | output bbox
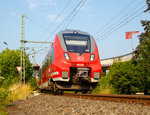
[96,6,146,43]
[24,1,74,56]
[95,1,146,43]
[24,15,49,32]
[43,0,85,43]
[59,0,85,30]
[94,0,136,37]
[39,0,72,41]
[95,0,145,39]
[63,0,87,29]
[37,0,85,52]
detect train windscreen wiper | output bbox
[79,47,87,55]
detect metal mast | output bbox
[20,14,25,83]
[20,14,51,83]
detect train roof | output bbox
[57,29,90,36]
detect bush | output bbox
[109,60,142,94]
[92,73,116,94]
[0,48,33,83]
[0,88,11,115]
[1,76,19,89]
[29,76,38,90]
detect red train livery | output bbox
[38,30,102,94]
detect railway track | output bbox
[62,93,150,106]
[7,93,150,114]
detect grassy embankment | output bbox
[92,74,116,94]
[0,83,36,115]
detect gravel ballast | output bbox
[8,94,150,115]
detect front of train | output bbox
[52,30,102,91]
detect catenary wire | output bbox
[94,0,136,37]
[96,6,146,44]
[96,4,146,43]
[63,0,87,29]
[24,15,49,32]
[37,0,85,52]
[39,0,72,41]
[95,0,145,40]
[57,0,85,31]
[43,0,85,43]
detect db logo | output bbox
[77,56,84,61]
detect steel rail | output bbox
[62,93,150,105]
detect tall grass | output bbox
[92,75,116,94]
[0,83,35,114]
[9,83,34,102]
[0,88,10,115]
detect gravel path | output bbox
[8,94,150,115]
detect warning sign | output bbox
[16,66,22,72]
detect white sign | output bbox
[16,66,22,72]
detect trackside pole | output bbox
[20,14,51,83]
[132,37,133,57]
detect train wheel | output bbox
[57,89,64,95]
[82,90,89,94]
[53,83,57,95]
[50,81,57,95]
[88,90,92,94]
[40,89,45,92]
[74,91,78,94]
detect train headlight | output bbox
[64,53,70,60]
[90,54,95,61]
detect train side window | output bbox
[42,67,44,73]
[41,67,43,73]
[43,65,45,72]
[48,58,50,65]
[44,63,46,71]
[52,46,54,62]
[46,59,49,68]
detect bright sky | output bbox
[0,0,149,64]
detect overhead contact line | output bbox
[96,5,146,43]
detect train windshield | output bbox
[63,34,91,53]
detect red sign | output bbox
[16,66,22,72]
[132,31,139,34]
[125,32,132,39]
[125,31,139,39]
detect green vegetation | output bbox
[0,48,34,114]
[94,0,150,94]
[92,72,116,94]
[9,83,34,102]
[0,48,33,83]
[0,88,10,115]
[29,76,38,90]
[94,59,150,94]
[107,61,142,94]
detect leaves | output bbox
[109,3,150,94]
[145,0,150,12]
[108,61,142,94]
[0,48,33,87]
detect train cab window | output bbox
[63,34,91,53]
[52,46,54,62]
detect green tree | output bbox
[109,61,142,94]
[134,0,150,94]
[145,0,150,13]
[0,48,33,87]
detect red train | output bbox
[38,30,102,94]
